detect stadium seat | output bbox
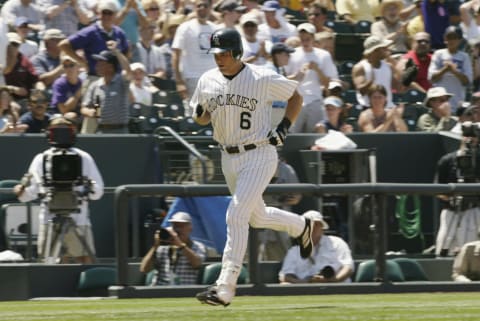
[145,269,156,285]
[354,20,372,34]
[0,180,21,251]
[337,60,356,76]
[77,267,117,296]
[342,89,358,105]
[325,20,354,34]
[354,259,405,282]
[391,257,429,281]
[403,89,426,105]
[201,262,249,285]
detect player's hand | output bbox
[269,117,292,146]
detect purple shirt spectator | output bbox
[51,74,83,114]
[67,22,128,75]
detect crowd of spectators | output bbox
[0,0,478,135]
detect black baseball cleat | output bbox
[296,218,314,258]
[196,286,230,307]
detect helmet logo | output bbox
[212,34,221,47]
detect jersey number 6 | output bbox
[240,111,251,130]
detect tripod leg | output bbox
[43,220,58,264]
[50,220,70,263]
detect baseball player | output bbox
[192,28,319,307]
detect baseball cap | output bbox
[363,35,393,55]
[60,54,79,64]
[444,25,463,39]
[217,0,247,12]
[423,87,453,106]
[7,32,22,45]
[328,80,342,90]
[297,23,316,35]
[15,16,29,27]
[324,96,343,108]
[92,50,119,66]
[98,0,119,12]
[270,42,295,55]
[43,28,66,40]
[240,13,259,26]
[130,62,146,72]
[302,210,329,230]
[168,211,192,223]
[261,0,280,11]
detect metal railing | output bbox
[113,182,480,286]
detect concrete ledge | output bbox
[109,282,480,299]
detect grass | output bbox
[1,293,480,321]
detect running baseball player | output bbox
[192,28,319,307]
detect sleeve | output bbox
[335,238,355,270]
[321,51,339,79]
[171,23,187,50]
[462,53,473,84]
[68,28,89,50]
[267,72,298,103]
[370,21,385,39]
[18,153,44,203]
[189,75,206,115]
[278,246,300,278]
[30,55,47,76]
[81,150,104,201]
[427,51,440,81]
[51,79,68,106]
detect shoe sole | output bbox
[196,291,230,307]
[299,218,313,258]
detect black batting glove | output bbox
[269,117,291,146]
[195,104,204,118]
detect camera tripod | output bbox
[43,214,95,264]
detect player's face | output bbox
[214,51,240,75]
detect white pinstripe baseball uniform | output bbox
[190,63,307,303]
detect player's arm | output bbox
[192,103,211,125]
[284,90,303,124]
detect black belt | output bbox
[223,143,257,154]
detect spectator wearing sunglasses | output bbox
[19,89,52,133]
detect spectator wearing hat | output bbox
[0,0,44,32]
[314,96,353,134]
[416,86,457,132]
[428,25,473,113]
[352,35,399,109]
[240,13,267,65]
[335,0,380,24]
[50,55,83,115]
[278,210,354,284]
[265,42,295,127]
[257,0,297,53]
[31,29,68,90]
[371,0,409,54]
[452,240,480,282]
[358,84,408,132]
[129,62,156,106]
[396,31,432,93]
[58,0,129,77]
[215,0,246,29]
[37,0,92,37]
[140,211,207,286]
[242,0,264,25]
[80,41,133,133]
[131,20,167,79]
[4,32,39,107]
[451,93,480,135]
[171,0,217,108]
[157,14,185,81]
[286,22,338,133]
[19,89,52,133]
[13,16,38,59]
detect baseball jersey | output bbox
[190,63,298,146]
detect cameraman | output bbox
[278,211,354,284]
[139,211,207,285]
[435,125,480,256]
[13,115,104,263]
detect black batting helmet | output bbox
[208,28,243,60]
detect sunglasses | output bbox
[101,10,114,16]
[243,22,257,28]
[63,63,76,68]
[31,100,47,105]
[146,7,159,11]
[308,12,322,17]
[196,3,208,8]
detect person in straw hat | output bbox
[371,0,409,54]
[416,86,457,132]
